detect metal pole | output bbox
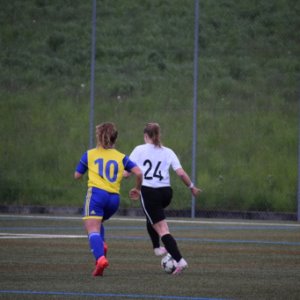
[89,0,97,148]
[191,0,199,218]
[297,86,300,221]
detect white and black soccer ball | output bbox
[161,253,176,274]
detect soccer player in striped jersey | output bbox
[125,122,201,275]
[74,122,142,276]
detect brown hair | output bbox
[96,122,118,149]
[144,122,162,147]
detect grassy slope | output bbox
[0,0,299,211]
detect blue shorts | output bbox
[83,187,120,221]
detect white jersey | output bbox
[129,143,182,188]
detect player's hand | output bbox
[191,186,202,197]
[123,170,131,178]
[129,188,141,201]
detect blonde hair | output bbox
[96,122,118,149]
[144,122,161,147]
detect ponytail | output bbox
[144,122,161,147]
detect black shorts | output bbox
[140,186,173,224]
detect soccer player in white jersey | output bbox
[125,122,201,275]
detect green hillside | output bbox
[0,0,299,212]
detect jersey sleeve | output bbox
[75,152,88,174]
[123,155,137,172]
[128,146,138,162]
[169,149,182,171]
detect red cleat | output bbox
[93,256,109,277]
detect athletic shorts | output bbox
[140,186,173,224]
[83,187,120,221]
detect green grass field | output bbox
[0,214,299,300]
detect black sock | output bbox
[161,233,182,262]
[146,221,160,249]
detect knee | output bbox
[153,221,170,237]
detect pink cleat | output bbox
[154,246,167,256]
[172,258,188,275]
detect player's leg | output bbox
[102,193,120,258]
[154,220,188,275]
[83,187,109,276]
[155,187,188,275]
[146,219,167,256]
[84,219,105,259]
[152,220,181,261]
[84,219,108,276]
[100,225,108,256]
[147,187,179,260]
[141,187,166,256]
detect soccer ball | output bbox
[161,253,176,274]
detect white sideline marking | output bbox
[0,233,86,239]
[0,214,299,227]
[117,217,300,228]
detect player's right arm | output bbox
[74,152,88,180]
[123,155,143,200]
[129,165,143,200]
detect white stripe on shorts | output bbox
[140,193,154,224]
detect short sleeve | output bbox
[123,155,137,172]
[169,149,182,171]
[75,152,88,174]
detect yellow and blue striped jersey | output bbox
[76,147,136,194]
